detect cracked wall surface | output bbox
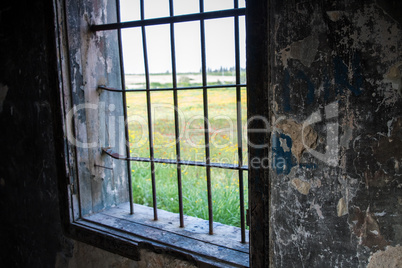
[270,0,401,267]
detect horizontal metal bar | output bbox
[102,147,248,171]
[98,84,247,93]
[94,164,113,170]
[91,8,246,32]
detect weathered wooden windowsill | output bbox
[74,203,249,267]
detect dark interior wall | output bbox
[0,1,141,267]
[0,0,69,266]
[270,0,401,267]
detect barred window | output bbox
[59,0,252,266]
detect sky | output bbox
[119,0,246,74]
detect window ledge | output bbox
[73,203,249,267]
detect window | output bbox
[55,0,271,267]
[96,0,248,236]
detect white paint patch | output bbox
[387,118,394,137]
[311,202,324,219]
[106,57,113,74]
[337,197,348,217]
[0,83,9,113]
[374,211,387,217]
[279,137,290,152]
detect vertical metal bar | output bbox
[169,0,184,228]
[116,0,134,215]
[199,0,213,235]
[140,0,158,220]
[234,0,246,243]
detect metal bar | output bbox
[234,0,246,243]
[115,0,134,215]
[94,164,114,171]
[199,0,213,236]
[91,8,246,32]
[140,0,158,221]
[102,147,249,170]
[98,83,247,93]
[169,0,184,228]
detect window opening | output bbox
[92,0,247,243]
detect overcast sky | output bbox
[119,0,246,74]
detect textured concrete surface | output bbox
[270,1,401,267]
[55,241,196,268]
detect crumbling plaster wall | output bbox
[270,0,401,267]
[62,0,130,217]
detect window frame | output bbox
[54,0,270,267]
[95,0,248,239]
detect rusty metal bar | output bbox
[97,83,247,93]
[234,0,246,243]
[91,8,246,32]
[115,0,134,215]
[102,147,248,171]
[169,0,184,228]
[199,0,214,236]
[140,0,158,221]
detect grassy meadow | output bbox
[126,73,248,228]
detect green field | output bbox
[126,74,248,228]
